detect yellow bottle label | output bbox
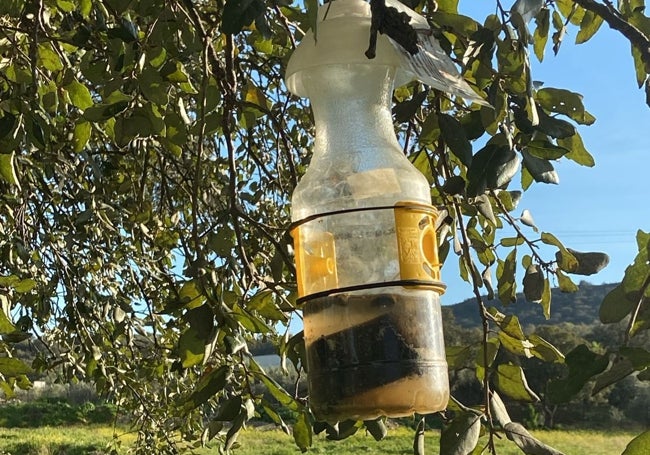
[394,202,443,289]
[291,226,338,298]
[291,202,444,301]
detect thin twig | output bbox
[490,190,552,270]
[273,4,298,48]
[624,274,650,345]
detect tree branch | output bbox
[572,0,650,69]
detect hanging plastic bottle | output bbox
[286,0,449,422]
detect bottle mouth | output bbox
[284,0,413,98]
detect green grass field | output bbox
[0,425,639,455]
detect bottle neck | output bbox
[303,64,402,157]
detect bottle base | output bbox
[309,363,449,422]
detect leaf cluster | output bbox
[0,0,647,454]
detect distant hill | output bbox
[448,282,617,329]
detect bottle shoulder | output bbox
[291,148,431,221]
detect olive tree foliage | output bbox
[0,0,648,453]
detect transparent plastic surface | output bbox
[303,288,449,421]
[289,63,449,421]
[292,204,443,297]
[291,64,430,221]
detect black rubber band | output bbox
[296,279,446,305]
[288,202,438,233]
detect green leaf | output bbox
[224,413,245,451]
[66,80,94,110]
[442,175,466,196]
[497,314,526,340]
[178,328,205,368]
[489,391,512,426]
[146,45,167,69]
[208,228,235,256]
[83,101,129,122]
[620,244,650,302]
[447,345,473,370]
[232,304,273,333]
[526,140,570,160]
[631,45,648,88]
[247,290,287,322]
[536,109,577,138]
[214,397,243,422]
[252,366,302,412]
[523,264,544,303]
[37,43,64,72]
[73,121,92,152]
[222,0,266,35]
[179,280,206,310]
[556,269,579,292]
[503,421,565,455]
[79,0,92,17]
[261,400,290,433]
[305,0,319,38]
[522,150,560,184]
[498,331,533,357]
[557,132,595,167]
[541,233,578,272]
[599,284,636,323]
[547,344,609,403]
[0,307,17,335]
[440,412,481,455]
[467,144,519,197]
[185,304,214,339]
[183,365,231,412]
[459,110,486,140]
[533,8,550,62]
[497,250,517,304]
[529,334,565,363]
[0,153,20,189]
[159,61,191,84]
[540,232,564,249]
[557,248,609,275]
[536,88,595,125]
[179,305,214,368]
[540,274,552,319]
[497,190,523,212]
[474,194,496,225]
[500,236,525,247]
[0,113,16,140]
[419,112,441,145]
[622,431,650,455]
[437,0,459,14]
[439,113,472,167]
[520,209,538,232]
[476,337,500,382]
[431,11,480,35]
[593,358,636,395]
[5,64,32,83]
[139,66,170,105]
[495,363,540,402]
[576,9,604,44]
[293,411,312,452]
[14,278,36,293]
[393,91,427,123]
[555,0,584,24]
[107,18,139,43]
[0,357,33,377]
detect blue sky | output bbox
[440,1,650,306]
